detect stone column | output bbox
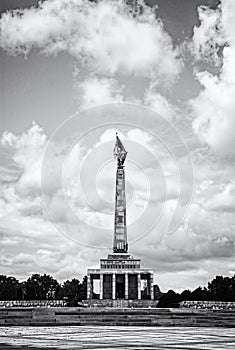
[100,273,103,300]
[137,273,141,300]
[125,273,128,300]
[87,274,91,300]
[150,273,154,300]
[112,273,116,300]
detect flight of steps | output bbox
[1,307,235,327]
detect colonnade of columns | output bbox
[87,272,154,300]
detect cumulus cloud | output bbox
[1,122,46,197]
[78,76,124,109]
[191,0,235,158]
[144,86,177,121]
[0,0,182,82]
[0,146,20,184]
[191,4,225,65]
[206,182,235,213]
[163,222,234,260]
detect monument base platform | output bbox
[82,299,159,308]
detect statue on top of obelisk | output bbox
[113,132,127,166]
[113,133,128,253]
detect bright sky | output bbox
[0,0,235,292]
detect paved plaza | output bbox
[0,326,235,349]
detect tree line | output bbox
[0,274,87,306]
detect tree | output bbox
[24,274,60,300]
[191,286,210,301]
[61,276,87,305]
[61,278,81,305]
[0,275,19,300]
[207,275,235,301]
[153,284,163,300]
[157,290,181,308]
[78,276,87,301]
[180,289,192,301]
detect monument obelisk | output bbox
[86,133,154,304]
[113,133,128,253]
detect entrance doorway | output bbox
[116,274,125,299]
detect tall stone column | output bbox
[125,273,128,300]
[150,273,154,300]
[137,273,141,300]
[100,273,103,300]
[87,274,91,300]
[112,273,116,300]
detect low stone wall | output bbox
[180,300,235,310]
[0,300,67,308]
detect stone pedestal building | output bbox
[87,134,154,302]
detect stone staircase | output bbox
[1,307,235,327]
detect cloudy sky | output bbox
[0,0,235,292]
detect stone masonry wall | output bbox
[0,300,67,307]
[180,300,235,310]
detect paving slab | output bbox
[0,326,235,349]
